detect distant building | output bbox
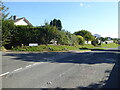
[94,34,101,39]
[13,16,33,26]
[49,39,57,45]
[85,41,91,44]
[105,40,114,44]
[105,37,112,40]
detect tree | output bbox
[99,37,108,42]
[42,22,58,45]
[91,39,99,46]
[1,2,15,47]
[2,20,15,46]
[1,1,12,20]
[74,30,94,43]
[50,19,62,30]
[56,20,62,30]
[76,35,84,45]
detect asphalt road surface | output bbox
[1,49,119,88]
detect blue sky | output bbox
[5,2,118,38]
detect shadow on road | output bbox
[2,49,120,88]
[77,49,119,89]
[3,51,118,64]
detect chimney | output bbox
[13,15,17,20]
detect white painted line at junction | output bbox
[33,62,44,65]
[0,72,10,77]
[0,62,45,78]
[33,63,39,65]
[25,65,32,68]
[13,68,23,72]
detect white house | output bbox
[13,16,33,26]
[85,41,91,44]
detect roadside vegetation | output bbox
[11,43,118,52]
[1,2,120,52]
[11,44,91,52]
[99,43,118,48]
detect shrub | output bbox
[91,40,98,46]
[77,35,85,45]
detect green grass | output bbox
[0,46,7,51]
[80,44,95,49]
[11,43,119,52]
[12,45,80,52]
[99,43,118,48]
[12,44,92,52]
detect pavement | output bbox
[1,49,119,88]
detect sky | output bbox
[5,2,118,38]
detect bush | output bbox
[77,35,85,45]
[2,20,15,46]
[91,40,98,46]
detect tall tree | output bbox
[1,2,15,47]
[56,19,62,30]
[50,19,62,30]
[52,19,57,26]
[74,30,94,43]
[1,1,10,20]
[76,35,84,45]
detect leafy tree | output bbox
[56,20,62,30]
[1,1,12,20]
[2,20,15,46]
[74,30,94,43]
[54,30,78,46]
[91,39,99,46]
[1,2,14,47]
[42,22,58,45]
[50,19,62,30]
[54,30,68,45]
[70,34,78,46]
[99,37,108,42]
[76,35,84,45]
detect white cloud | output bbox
[80,3,84,7]
[80,3,91,8]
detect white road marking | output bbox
[0,62,45,78]
[33,63,39,65]
[0,72,10,77]
[33,62,44,65]
[25,65,32,68]
[13,68,23,72]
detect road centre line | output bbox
[13,67,23,72]
[25,65,32,68]
[0,72,10,77]
[33,62,44,65]
[0,62,45,78]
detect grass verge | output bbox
[98,43,118,48]
[9,43,119,52]
[12,44,93,52]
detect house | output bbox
[85,41,91,44]
[13,16,33,26]
[49,39,57,45]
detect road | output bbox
[1,49,119,88]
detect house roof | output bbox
[14,17,33,26]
